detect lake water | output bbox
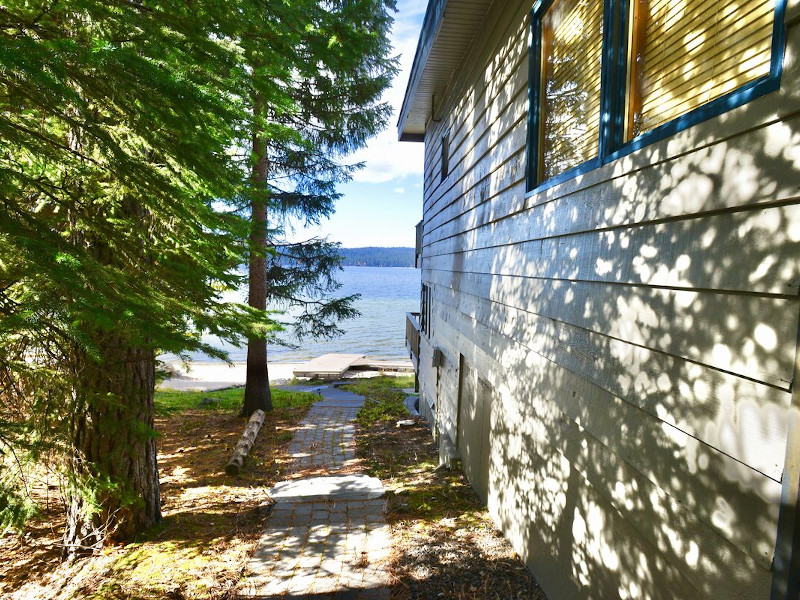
[182,266,421,363]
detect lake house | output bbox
[399,0,800,597]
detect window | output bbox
[441,133,450,182]
[527,0,786,190]
[421,284,432,337]
[539,0,604,180]
[626,0,776,138]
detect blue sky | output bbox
[291,0,427,248]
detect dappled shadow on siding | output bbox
[427,30,800,600]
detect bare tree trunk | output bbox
[63,339,160,559]
[242,90,273,417]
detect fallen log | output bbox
[225,409,266,475]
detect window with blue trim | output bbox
[539,0,604,180]
[527,0,786,191]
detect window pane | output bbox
[540,0,605,180]
[628,0,775,138]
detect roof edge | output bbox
[399,132,425,143]
[397,0,447,141]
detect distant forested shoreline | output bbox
[339,247,415,267]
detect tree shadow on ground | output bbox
[0,403,310,600]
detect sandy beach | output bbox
[158,357,413,392]
[158,361,303,392]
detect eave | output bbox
[397,0,495,142]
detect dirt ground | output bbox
[356,416,548,600]
[2,385,547,600]
[0,405,308,600]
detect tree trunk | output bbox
[62,109,160,557]
[242,90,273,417]
[63,338,160,559]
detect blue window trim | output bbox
[526,0,788,194]
[525,0,544,192]
[526,0,612,191]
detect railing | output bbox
[415,220,423,268]
[406,312,421,371]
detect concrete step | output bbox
[268,474,385,503]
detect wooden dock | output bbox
[293,354,366,380]
[351,357,414,372]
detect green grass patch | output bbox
[154,387,319,416]
[341,375,414,426]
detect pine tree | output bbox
[0,0,397,551]
[0,1,263,552]
[237,0,398,416]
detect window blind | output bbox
[628,0,775,138]
[540,0,605,180]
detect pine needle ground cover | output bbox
[351,376,547,600]
[0,387,318,600]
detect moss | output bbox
[353,377,488,529]
[89,541,214,599]
[276,430,294,443]
[391,471,482,522]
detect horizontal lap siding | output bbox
[431,309,773,598]
[424,69,529,225]
[423,202,800,296]
[422,7,530,213]
[418,0,800,598]
[430,275,792,481]
[423,40,529,202]
[424,116,800,250]
[425,269,798,386]
[433,285,784,553]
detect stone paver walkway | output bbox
[240,384,391,599]
[287,406,358,473]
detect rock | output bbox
[199,397,222,406]
[396,419,416,428]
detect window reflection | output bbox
[540,0,604,180]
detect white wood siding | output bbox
[416,0,800,597]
